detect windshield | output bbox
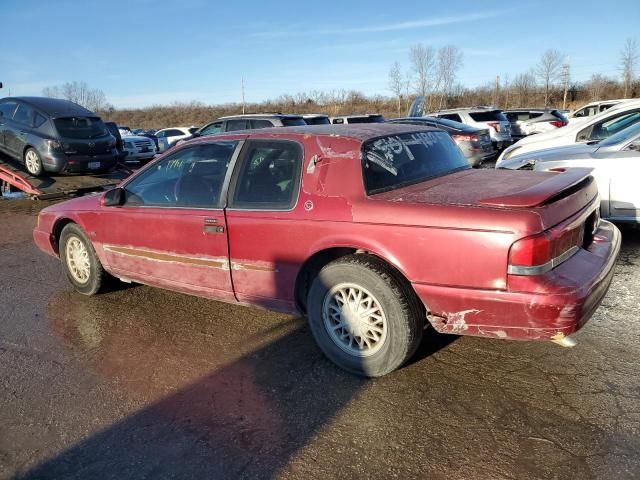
[304,116,330,125]
[599,120,640,147]
[53,117,108,139]
[362,131,470,194]
[281,118,306,127]
[469,110,508,122]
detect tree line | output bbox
[41,38,639,129]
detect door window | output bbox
[579,111,640,141]
[251,119,274,129]
[124,142,238,208]
[439,113,462,122]
[12,104,34,125]
[229,140,303,210]
[0,101,17,119]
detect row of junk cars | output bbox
[0,95,639,223]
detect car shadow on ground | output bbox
[18,258,456,479]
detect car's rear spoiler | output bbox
[479,168,594,208]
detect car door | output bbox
[97,141,243,301]
[0,100,18,151]
[224,139,304,312]
[607,141,640,220]
[5,102,34,156]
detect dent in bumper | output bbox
[414,221,621,341]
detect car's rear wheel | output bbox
[60,223,107,295]
[307,254,424,377]
[24,147,44,176]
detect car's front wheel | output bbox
[307,254,424,377]
[24,147,44,176]
[60,223,108,295]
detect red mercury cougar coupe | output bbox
[34,124,621,376]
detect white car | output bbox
[429,107,513,150]
[497,121,640,223]
[497,100,640,164]
[568,99,629,122]
[155,127,199,152]
[121,134,157,164]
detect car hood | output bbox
[122,134,153,142]
[42,192,103,213]
[497,143,598,170]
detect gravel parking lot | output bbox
[1,200,639,480]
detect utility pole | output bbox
[241,78,245,114]
[561,63,570,110]
[493,75,500,106]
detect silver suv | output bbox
[409,98,512,150]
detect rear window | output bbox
[304,116,330,125]
[362,131,470,194]
[469,111,507,122]
[369,115,385,123]
[551,110,568,121]
[53,117,108,139]
[281,117,306,127]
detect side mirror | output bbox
[101,187,125,207]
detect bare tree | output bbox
[388,61,404,114]
[620,37,638,98]
[435,46,464,109]
[42,81,109,112]
[410,43,436,110]
[404,71,412,114]
[586,73,608,100]
[512,71,537,107]
[535,49,564,106]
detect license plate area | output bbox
[88,162,100,169]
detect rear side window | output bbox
[0,101,18,119]
[251,119,274,129]
[332,118,345,124]
[363,131,469,194]
[230,140,303,210]
[281,117,306,127]
[12,104,34,125]
[528,112,543,120]
[469,111,507,122]
[53,117,108,139]
[345,116,372,124]
[33,113,47,128]
[226,119,250,131]
[164,129,184,137]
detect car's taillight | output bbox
[451,133,479,143]
[487,121,501,132]
[549,120,567,128]
[508,224,584,275]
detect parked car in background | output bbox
[497,121,640,223]
[120,131,157,165]
[155,127,199,152]
[569,99,629,122]
[34,123,620,377]
[409,98,512,150]
[504,109,568,139]
[104,122,126,162]
[0,96,118,176]
[498,100,640,163]
[330,114,385,124]
[302,114,331,125]
[187,113,307,141]
[137,130,159,150]
[388,116,494,166]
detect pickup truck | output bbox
[33,124,620,377]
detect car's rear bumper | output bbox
[413,220,621,341]
[43,152,118,174]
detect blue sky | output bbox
[1,0,638,108]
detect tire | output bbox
[307,254,424,377]
[24,147,44,176]
[59,223,107,295]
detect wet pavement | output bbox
[1,200,639,480]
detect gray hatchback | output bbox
[0,97,118,176]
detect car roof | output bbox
[4,96,96,116]
[432,106,500,114]
[388,116,481,133]
[302,113,329,118]
[214,123,439,142]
